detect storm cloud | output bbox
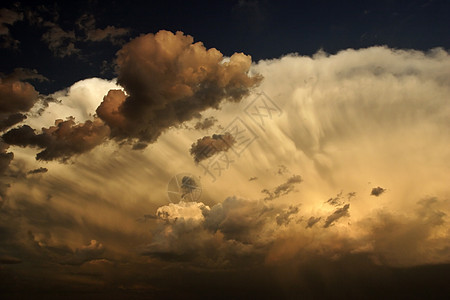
[97,30,262,146]
[3,117,110,161]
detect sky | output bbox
[1,0,450,299]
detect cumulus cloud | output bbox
[190,132,235,163]
[1,45,450,295]
[3,117,110,161]
[97,30,262,145]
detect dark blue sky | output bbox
[1,0,449,93]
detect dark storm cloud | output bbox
[261,174,302,200]
[194,116,218,130]
[97,30,262,146]
[2,117,110,161]
[27,167,48,175]
[323,204,350,228]
[0,113,26,131]
[190,132,235,163]
[371,186,386,196]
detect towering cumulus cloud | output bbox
[97,30,262,146]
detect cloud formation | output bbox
[3,117,110,161]
[97,30,262,145]
[0,8,23,48]
[261,175,302,200]
[190,132,235,163]
[371,186,386,196]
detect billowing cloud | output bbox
[190,132,235,163]
[97,30,262,145]
[3,117,110,161]
[1,46,449,296]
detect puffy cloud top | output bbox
[97,30,262,145]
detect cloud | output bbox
[41,21,80,57]
[1,46,450,295]
[276,205,300,226]
[194,116,218,130]
[326,191,344,206]
[2,68,48,83]
[0,8,23,48]
[323,204,350,228]
[0,72,40,114]
[97,30,262,145]
[0,113,27,131]
[190,132,235,163]
[305,216,321,228]
[77,14,129,44]
[0,255,22,264]
[27,167,48,175]
[0,141,13,203]
[38,13,129,57]
[261,175,302,200]
[63,240,105,266]
[371,186,386,197]
[2,117,110,161]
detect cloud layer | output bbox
[0,45,449,297]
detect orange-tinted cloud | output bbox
[97,30,262,145]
